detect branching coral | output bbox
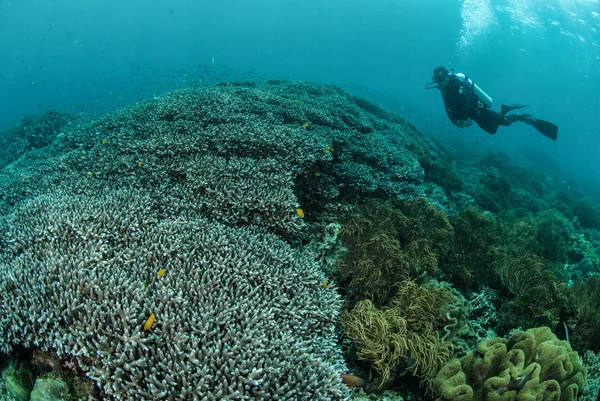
[0,189,349,400]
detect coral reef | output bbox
[0,189,348,400]
[0,110,72,169]
[433,327,587,401]
[340,280,465,389]
[441,207,502,289]
[0,80,442,400]
[566,276,600,354]
[580,351,600,401]
[466,286,501,343]
[337,198,453,306]
[1,79,599,401]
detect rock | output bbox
[2,362,34,401]
[30,377,71,401]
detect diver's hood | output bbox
[426,67,454,89]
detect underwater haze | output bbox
[3,1,600,400]
[1,0,599,186]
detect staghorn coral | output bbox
[0,80,434,224]
[467,286,501,343]
[433,327,587,401]
[0,189,349,400]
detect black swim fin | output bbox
[526,117,558,140]
[501,103,529,115]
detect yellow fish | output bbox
[322,281,328,289]
[314,172,321,177]
[296,208,305,218]
[144,313,155,330]
[157,268,166,278]
[137,160,143,168]
[301,122,309,129]
[325,145,334,152]
[101,138,108,144]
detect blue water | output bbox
[1,0,599,184]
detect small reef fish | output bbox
[157,268,166,278]
[301,122,310,129]
[340,373,365,388]
[296,208,305,218]
[101,138,108,144]
[137,160,143,168]
[314,172,321,177]
[144,313,155,330]
[322,281,328,289]
[325,145,334,152]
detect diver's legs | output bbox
[473,109,505,134]
[505,113,534,124]
[500,104,529,115]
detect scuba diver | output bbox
[426,66,558,140]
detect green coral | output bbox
[473,170,512,214]
[433,327,587,401]
[338,198,453,306]
[2,360,34,401]
[553,189,600,230]
[442,208,567,330]
[442,207,503,289]
[341,280,456,387]
[409,142,463,192]
[535,209,573,263]
[567,233,600,268]
[497,249,566,330]
[30,377,71,401]
[566,276,600,353]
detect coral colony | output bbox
[0,81,599,400]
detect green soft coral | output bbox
[567,233,600,268]
[433,327,587,401]
[567,276,600,353]
[338,198,453,306]
[341,280,456,388]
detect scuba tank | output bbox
[455,73,493,108]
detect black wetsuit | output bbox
[440,74,519,134]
